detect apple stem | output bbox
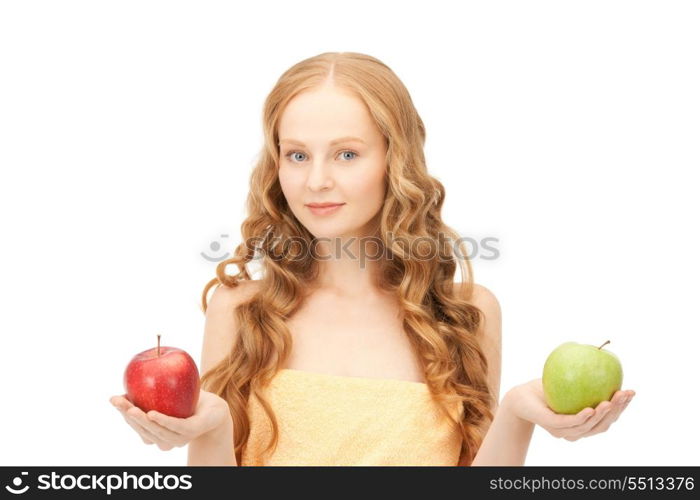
[157,333,161,357]
[597,340,610,350]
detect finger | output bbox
[581,392,635,437]
[123,414,157,444]
[110,395,134,411]
[583,390,628,427]
[145,410,188,436]
[126,407,183,444]
[111,400,177,448]
[582,398,617,430]
[548,406,596,429]
[552,402,611,440]
[126,415,176,450]
[571,391,627,436]
[109,396,153,444]
[111,402,157,445]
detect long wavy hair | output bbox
[199,51,494,466]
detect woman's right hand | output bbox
[109,389,231,451]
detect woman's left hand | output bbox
[506,378,636,441]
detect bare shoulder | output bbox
[201,279,263,375]
[466,282,501,339]
[208,279,262,308]
[452,281,501,315]
[472,283,501,318]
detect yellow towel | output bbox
[241,368,464,466]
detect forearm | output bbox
[470,390,535,466]
[187,418,237,466]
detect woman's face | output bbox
[277,85,388,241]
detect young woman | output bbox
[110,52,635,466]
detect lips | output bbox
[305,202,345,216]
[305,202,345,208]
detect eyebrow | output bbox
[278,136,367,147]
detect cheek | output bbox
[277,168,302,197]
[346,169,385,205]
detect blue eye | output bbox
[286,151,306,162]
[284,150,359,163]
[340,150,358,161]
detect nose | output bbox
[305,159,334,191]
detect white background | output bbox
[1,0,698,466]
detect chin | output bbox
[303,222,351,240]
[300,212,377,241]
[308,228,347,240]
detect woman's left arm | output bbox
[461,284,636,466]
[470,389,535,466]
[471,379,635,466]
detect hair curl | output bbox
[199,51,494,466]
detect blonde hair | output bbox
[199,51,494,465]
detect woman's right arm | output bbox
[187,412,236,466]
[187,280,260,466]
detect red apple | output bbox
[124,334,200,418]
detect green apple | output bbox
[542,340,623,414]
